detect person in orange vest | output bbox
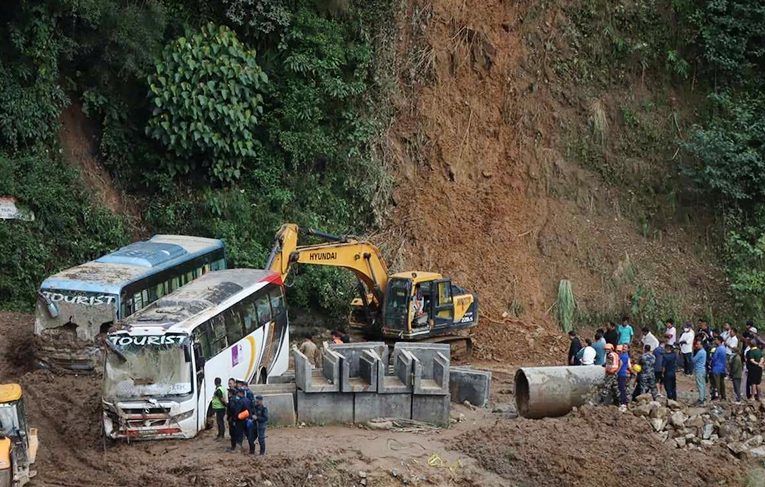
[600,343,621,405]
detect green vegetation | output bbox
[561,0,765,322]
[0,0,394,318]
[0,152,127,309]
[147,23,268,182]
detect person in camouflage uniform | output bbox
[600,343,621,405]
[639,344,658,399]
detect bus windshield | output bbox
[103,334,192,400]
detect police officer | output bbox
[225,388,243,452]
[226,388,253,452]
[253,395,269,455]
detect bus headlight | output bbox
[172,410,194,422]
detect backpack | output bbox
[605,351,621,374]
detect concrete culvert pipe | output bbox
[514,366,605,419]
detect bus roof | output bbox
[119,269,280,333]
[40,235,224,295]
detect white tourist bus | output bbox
[101,269,289,440]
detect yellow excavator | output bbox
[266,223,478,352]
[0,384,38,487]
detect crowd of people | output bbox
[567,317,765,411]
[210,377,269,455]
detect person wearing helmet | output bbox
[600,343,621,405]
[617,344,632,411]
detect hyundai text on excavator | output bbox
[266,224,478,352]
[0,384,38,487]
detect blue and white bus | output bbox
[102,269,290,440]
[34,235,225,370]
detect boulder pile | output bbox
[627,393,765,459]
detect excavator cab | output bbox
[0,384,38,487]
[381,272,478,342]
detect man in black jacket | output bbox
[604,322,619,347]
[568,330,583,365]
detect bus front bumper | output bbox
[102,400,195,441]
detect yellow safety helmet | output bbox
[632,364,642,374]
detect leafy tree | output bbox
[147,23,268,182]
[684,92,765,206]
[0,3,68,150]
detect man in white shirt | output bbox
[580,338,596,365]
[641,327,660,351]
[678,323,695,375]
[725,328,739,356]
[665,319,677,347]
[720,323,731,342]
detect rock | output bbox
[667,399,683,410]
[702,423,714,440]
[670,411,687,428]
[657,431,669,442]
[744,435,763,448]
[359,471,367,479]
[264,482,273,487]
[633,404,652,417]
[750,446,765,458]
[391,469,399,478]
[637,393,653,403]
[674,437,686,448]
[650,406,669,420]
[463,400,477,410]
[728,442,747,456]
[701,440,714,447]
[686,416,704,428]
[650,418,666,432]
[361,480,368,486]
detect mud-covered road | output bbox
[0,312,755,486]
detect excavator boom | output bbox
[266,224,389,304]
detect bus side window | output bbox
[255,295,271,326]
[240,300,257,334]
[211,258,225,271]
[193,324,212,358]
[133,292,144,310]
[210,315,227,354]
[224,307,244,345]
[269,289,285,317]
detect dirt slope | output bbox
[383,0,726,363]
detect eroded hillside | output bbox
[383,0,727,362]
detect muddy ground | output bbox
[0,312,759,486]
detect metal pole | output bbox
[514,366,605,419]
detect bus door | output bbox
[192,341,207,433]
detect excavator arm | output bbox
[266,224,390,307]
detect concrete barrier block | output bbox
[250,392,295,427]
[378,349,413,394]
[412,394,450,426]
[413,352,449,395]
[358,350,380,392]
[329,342,389,376]
[297,390,354,425]
[449,367,492,407]
[269,371,295,384]
[354,393,412,423]
[293,348,312,390]
[393,343,450,378]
